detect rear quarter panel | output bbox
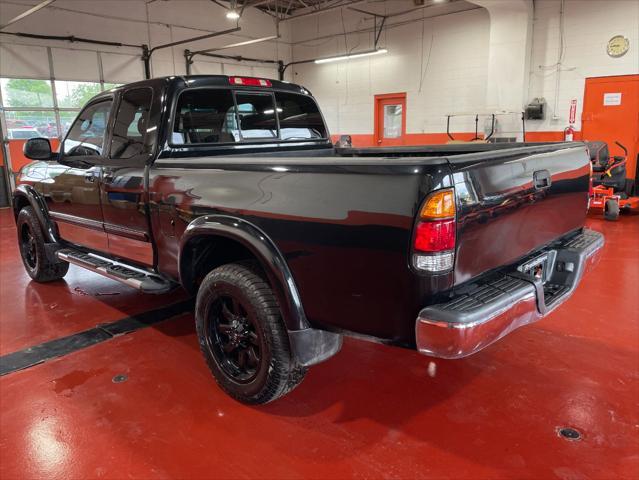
[149,158,452,343]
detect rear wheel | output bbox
[604,199,620,221]
[17,207,69,282]
[195,263,306,404]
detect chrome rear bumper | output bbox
[415,229,604,359]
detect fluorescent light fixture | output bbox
[314,48,388,64]
[226,9,240,20]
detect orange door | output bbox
[374,93,406,146]
[581,75,639,190]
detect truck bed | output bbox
[153,141,590,343]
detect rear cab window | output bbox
[234,92,277,140]
[275,92,327,140]
[171,86,327,145]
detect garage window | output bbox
[0,78,54,108]
[55,81,103,108]
[0,78,121,141]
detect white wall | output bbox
[0,0,291,82]
[290,2,490,135]
[289,0,639,137]
[528,0,639,133]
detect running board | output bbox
[56,249,174,294]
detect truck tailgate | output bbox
[448,144,591,284]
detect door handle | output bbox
[533,170,552,189]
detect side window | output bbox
[173,89,237,144]
[234,93,277,139]
[110,88,153,159]
[63,100,112,157]
[275,92,327,140]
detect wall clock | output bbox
[607,35,630,58]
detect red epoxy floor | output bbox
[0,209,187,355]
[0,207,638,479]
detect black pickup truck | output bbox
[14,75,603,404]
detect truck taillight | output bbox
[413,189,456,273]
[229,76,272,87]
[414,220,455,251]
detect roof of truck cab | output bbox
[101,75,311,96]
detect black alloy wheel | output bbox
[195,263,307,404]
[16,207,69,282]
[20,223,38,270]
[206,292,262,383]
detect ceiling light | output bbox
[226,9,240,20]
[314,49,388,64]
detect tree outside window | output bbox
[1,79,54,108]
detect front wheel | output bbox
[17,207,69,282]
[195,263,306,404]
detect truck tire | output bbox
[17,207,69,282]
[604,199,620,221]
[195,263,306,404]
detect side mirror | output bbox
[23,137,53,160]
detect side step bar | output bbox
[56,249,174,294]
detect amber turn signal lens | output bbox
[420,189,455,219]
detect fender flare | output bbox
[12,184,58,243]
[179,215,310,331]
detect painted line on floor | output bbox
[0,299,193,376]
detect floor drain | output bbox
[112,374,128,383]
[558,427,582,441]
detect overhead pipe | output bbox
[184,48,283,78]
[0,31,142,49]
[142,27,241,79]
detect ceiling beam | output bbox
[278,0,369,22]
[0,0,57,30]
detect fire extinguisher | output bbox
[564,125,575,142]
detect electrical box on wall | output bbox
[525,98,546,120]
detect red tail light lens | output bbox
[229,77,272,87]
[414,219,456,252]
